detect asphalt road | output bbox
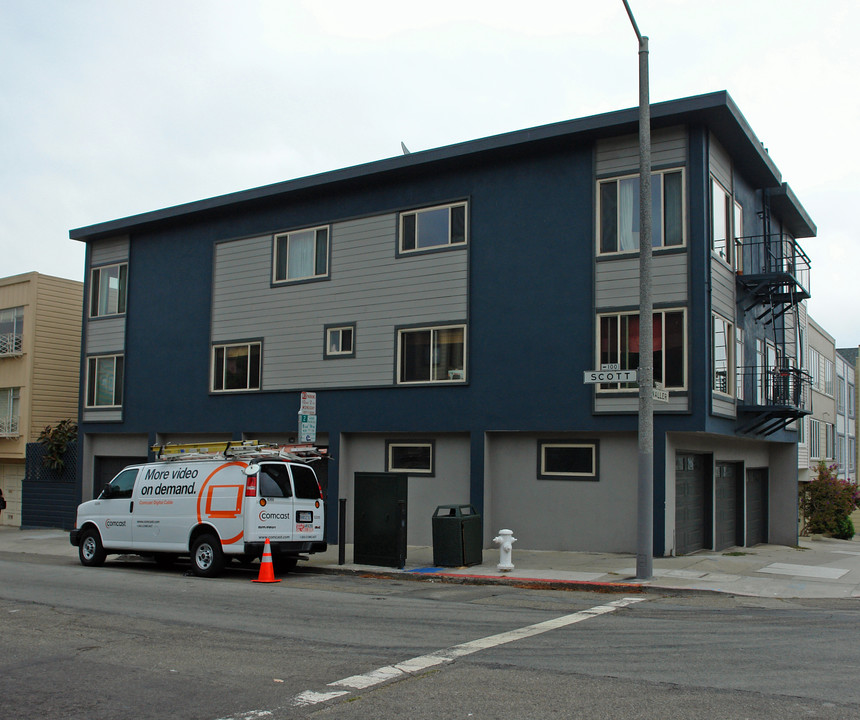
[2,551,860,719]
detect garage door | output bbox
[745,468,768,546]
[714,462,740,551]
[675,453,707,555]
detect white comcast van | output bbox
[70,455,326,577]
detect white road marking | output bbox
[292,596,645,707]
[757,563,849,580]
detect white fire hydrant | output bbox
[493,529,517,572]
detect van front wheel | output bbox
[191,534,224,578]
[79,528,106,567]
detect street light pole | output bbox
[622,0,653,580]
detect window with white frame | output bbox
[838,435,846,470]
[90,263,128,317]
[808,347,820,392]
[0,387,20,436]
[838,376,846,414]
[849,438,856,473]
[399,202,467,254]
[849,381,855,419]
[273,226,329,283]
[733,200,744,272]
[711,177,733,264]
[212,342,261,392]
[824,358,834,396]
[712,314,732,395]
[735,326,744,400]
[0,306,24,356]
[825,422,836,460]
[86,355,124,408]
[386,440,434,475]
[538,440,599,480]
[810,418,821,460]
[397,325,466,384]
[797,415,805,444]
[598,309,685,390]
[598,169,684,253]
[325,324,355,359]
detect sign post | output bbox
[299,392,317,444]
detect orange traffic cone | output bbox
[252,538,282,583]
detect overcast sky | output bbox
[2,0,858,346]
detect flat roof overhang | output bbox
[70,90,789,243]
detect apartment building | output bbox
[0,272,83,526]
[69,91,817,555]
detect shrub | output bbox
[37,419,78,472]
[799,462,859,537]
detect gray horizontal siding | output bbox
[595,394,689,413]
[709,134,732,190]
[710,260,736,320]
[82,408,123,423]
[712,394,736,419]
[90,236,130,266]
[596,253,688,309]
[212,214,469,390]
[596,126,687,175]
[85,317,126,355]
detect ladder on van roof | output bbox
[150,440,329,463]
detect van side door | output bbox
[94,467,138,548]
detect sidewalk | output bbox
[3,526,860,599]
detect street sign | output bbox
[652,384,669,402]
[299,391,317,415]
[298,414,317,444]
[583,369,638,384]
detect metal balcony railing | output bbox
[0,415,20,437]
[0,332,23,356]
[736,233,811,299]
[737,365,812,435]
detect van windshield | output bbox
[291,464,321,499]
[259,463,292,498]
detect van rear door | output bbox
[289,463,325,541]
[248,462,295,543]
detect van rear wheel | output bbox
[79,528,106,567]
[191,534,224,578]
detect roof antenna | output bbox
[400,141,411,155]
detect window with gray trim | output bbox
[86,355,124,408]
[212,342,261,392]
[90,263,128,317]
[273,226,329,282]
[386,440,435,475]
[399,202,467,253]
[325,324,355,359]
[398,324,466,384]
[538,440,599,480]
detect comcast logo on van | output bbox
[259,511,290,521]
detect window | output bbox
[290,464,322,499]
[598,169,684,253]
[824,358,834,396]
[0,306,24,355]
[712,314,732,395]
[0,387,20,436]
[838,377,846,414]
[756,339,765,404]
[398,325,465,384]
[809,347,820,392]
[598,309,685,390]
[104,468,138,499]
[325,324,355,359]
[386,441,434,475]
[850,438,856,473]
[86,355,124,408]
[273,226,329,282]
[810,418,821,460]
[90,263,128,317]
[797,415,805,444]
[733,200,744,272]
[735,326,744,400]
[538,440,598,480]
[825,423,836,460]
[212,342,261,392]
[711,177,733,264]
[849,382,855,419]
[399,202,467,253]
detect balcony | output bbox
[737,365,812,436]
[0,414,20,438]
[736,234,810,320]
[0,332,23,356]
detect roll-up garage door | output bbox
[715,462,741,551]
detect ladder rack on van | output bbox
[150,441,329,464]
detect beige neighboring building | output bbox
[799,317,837,484]
[0,272,83,526]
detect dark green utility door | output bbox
[745,468,768,546]
[675,453,708,555]
[353,472,407,568]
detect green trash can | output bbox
[432,505,483,567]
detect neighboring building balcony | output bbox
[0,415,20,438]
[737,364,812,435]
[736,234,810,317]
[0,332,23,356]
